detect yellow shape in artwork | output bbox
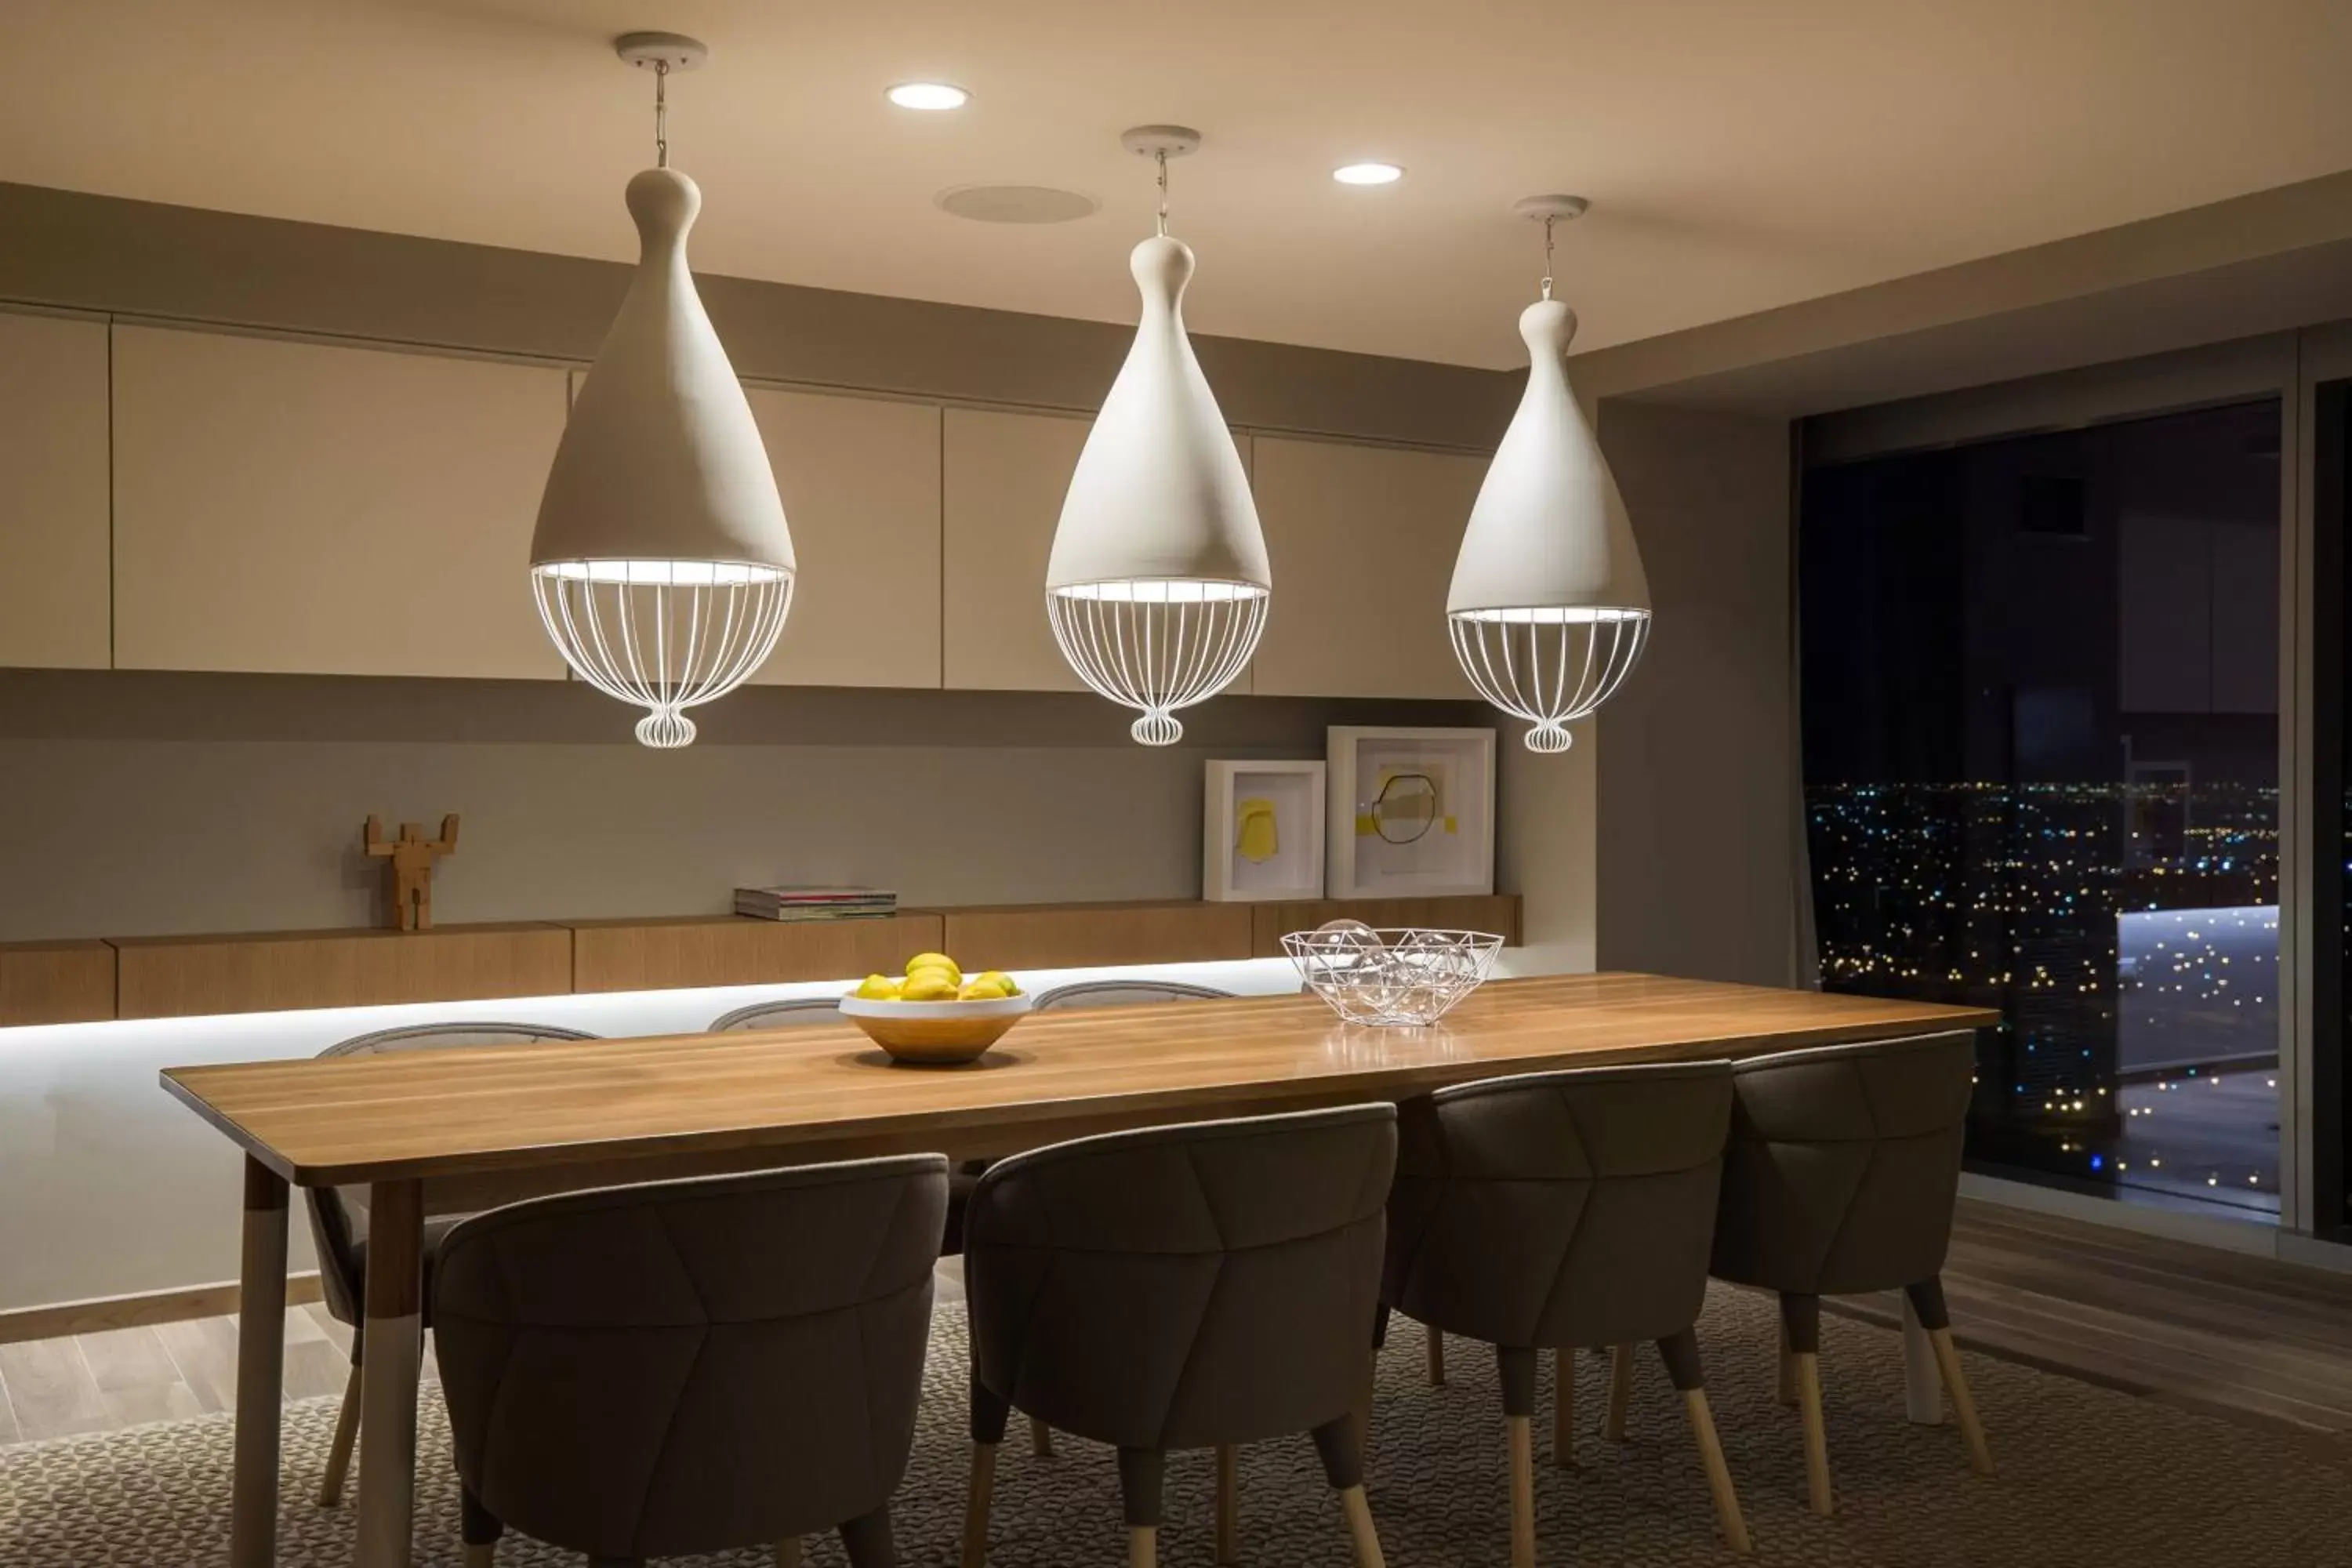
[1236,797,1279,863]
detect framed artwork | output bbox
[1326,726,1496,898]
[1203,760,1327,902]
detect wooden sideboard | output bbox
[0,894,1523,1027]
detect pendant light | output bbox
[1448,195,1650,753]
[529,32,795,749]
[1047,126,1270,746]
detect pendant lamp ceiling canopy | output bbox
[1046,126,1271,746]
[528,32,794,749]
[1448,195,1650,753]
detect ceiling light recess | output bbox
[528,33,796,749]
[1046,126,1270,746]
[1333,162,1404,185]
[887,81,969,111]
[1446,194,1650,753]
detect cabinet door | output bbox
[942,407,1090,691]
[748,389,942,688]
[111,326,568,678]
[0,312,111,669]
[1251,436,1485,699]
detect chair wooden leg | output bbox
[1794,1351,1834,1516]
[1551,1348,1576,1468]
[775,1537,802,1568]
[1353,1351,1377,1460]
[1680,1388,1751,1555]
[462,1548,494,1568]
[1339,1484,1386,1568]
[1127,1526,1156,1568]
[1505,1413,1536,1568]
[1215,1444,1240,1563]
[1602,1344,1634,1441]
[1929,1327,1995,1475]
[1029,1413,1054,1457]
[1774,1319,1795,1407]
[318,1359,362,1507]
[840,1503,896,1568]
[1426,1327,1447,1386]
[960,1441,997,1568]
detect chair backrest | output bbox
[434,1154,949,1560]
[706,996,846,1032]
[1383,1060,1733,1351]
[964,1103,1395,1451]
[1710,1031,1977,1297]
[1030,978,1236,1011]
[304,1022,599,1328]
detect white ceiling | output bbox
[8,0,2352,368]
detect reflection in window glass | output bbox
[1801,400,2281,1214]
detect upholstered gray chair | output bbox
[1381,1061,1749,1563]
[1031,978,1236,1011]
[706,996,845,1031]
[980,975,1236,1461]
[960,1105,1397,1568]
[433,1154,949,1568]
[304,1021,599,1508]
[1708,1031,1992,1516]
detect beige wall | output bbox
[1593,401,1797,987]
[0,672,1502,942]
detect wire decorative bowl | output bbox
[1282,923,1504,1026]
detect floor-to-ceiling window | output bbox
[1801,400,2284,1214]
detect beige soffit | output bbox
[2,0,2350,368]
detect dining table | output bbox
[161,970,1998,1568]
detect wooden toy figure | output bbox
[364,814,460,931]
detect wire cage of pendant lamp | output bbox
[532,559,794,748]
[1046,577,1269,745]
[1447,604,1650,753]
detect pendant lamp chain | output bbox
[1539,212,1556,301]
[652,59,670,168]
[1155,147,1171,237]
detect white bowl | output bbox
[837,993,1032,1063]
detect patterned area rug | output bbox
[5,1284,2350,1567]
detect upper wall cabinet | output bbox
[748,388,942,688]
[0,312,111,670]
[942,407,1090,691]
[111,327,568,679]
[1251,436,1486,699]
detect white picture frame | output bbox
[1326,726,1497,899]
[1203,760,1328,902]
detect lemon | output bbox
[975,970,1018,996]
[905,952,962,983]
[851,973,902,1000]
[958,977,1010,1000]
[906,963,959,990]
[902,973,960,1002]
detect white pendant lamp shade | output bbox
[1047,129,1269,746]
[530,38,794,749]
[1449,201,1650,753]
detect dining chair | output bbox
[984,974,1236,1461]
[1381,1061,1750,1565]
[959,1105,1397,1568]
[433,1153,949,1568]
[1031,978,1236,1011]
[1708,1030,1992,1516]
[304,1020,600,1509]
[706,996,844,1031]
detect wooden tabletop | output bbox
[162,972,1997,1189]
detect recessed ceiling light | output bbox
[1333,162,1404,186]
[887,82,969,111]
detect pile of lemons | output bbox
[852,952,1022,1003]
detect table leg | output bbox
[230,1157,289,1568]
[354,1179,424,1568]
[1901,1294,1943,1425]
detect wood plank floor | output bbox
[2,1202,2347,1447]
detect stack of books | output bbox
[733,885,898,922]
